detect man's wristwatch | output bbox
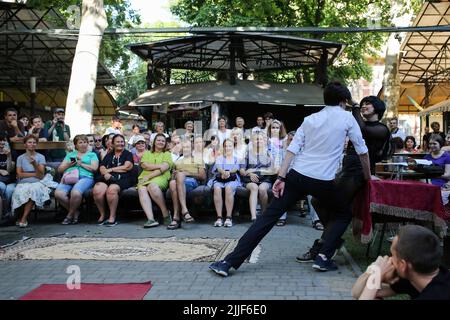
[352,103,360,109]
[276,175,286,182]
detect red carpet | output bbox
[19,282,152,300]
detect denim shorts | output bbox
[56,177,94,195]
[184,177,199,193]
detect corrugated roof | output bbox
[417,98,450,116]
[129,80,324,107]
[0,87,117,116]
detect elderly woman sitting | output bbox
[167,139,206,229]
[240,133,278,221]
[137,133,173,228]
[55,134,99,225]
[11,135,57,227]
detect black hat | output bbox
[360,96,386,119]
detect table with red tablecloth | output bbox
[353,180,450,243]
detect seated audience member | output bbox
[127,124,142,149]
[352,225,450,300]
[391,137,405,154]
[424,135,450,188]
[233,116,250,141]
[240,133,277,222]
[103,116,122,136]
[28,115,48,142]
[86,134,95,151]
[92,134,103,154]
[0,136,15,220]
[18,114,29,135]
[0,108,25,144]
[441,132,450,152]
[231,127,247,165]
[169,134,183,163]
[192,135,205,164]
[137,133,173,228]
[44,108,70,162]
[251,115,266,135]
[11,135,56,227]
[203,135,221,166]
[56,135,99,225]
[263,112,274,132]
[150,122,169,148]
[99,133,114,161]
[267,119,287,169]
[167,140,206,229]
[143,131,152,150]
[183,121,194,140]
[216,116,232,144]
[131,135,147,164]
[93,134,134,226]
[403,136,418,153]
[208,139,241,228]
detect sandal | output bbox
[182,211,195,223]
[61,216,73,225]
[167,219,181,230]
[72,211,80,224]
[276,219,286,226]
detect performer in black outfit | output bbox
[297,96,391,264]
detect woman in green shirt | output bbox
[138,133,173,228]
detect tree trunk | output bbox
[65,0,108,136]
[383,34,401,122]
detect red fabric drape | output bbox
[353,180,450,243]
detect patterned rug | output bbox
[0,237,238,262]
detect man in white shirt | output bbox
[389,117,406,141]
[234,116,251,140]
[251,116,266,135]
[210,81,372,277]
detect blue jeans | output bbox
[184,177,199,193]
[56,177,94,195]
[0,182,16,216]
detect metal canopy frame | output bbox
[398,0,450,107]
[0,2,116,89]
[128,32,343,74]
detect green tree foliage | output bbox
[171,0,424,83]
[26,0,141,70]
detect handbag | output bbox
[216,172,237,183]
[241,173,275,185]
[62,168,80,185]
[215,160,237,183]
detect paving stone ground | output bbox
[0,209,359,300]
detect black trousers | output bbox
[225,170,353,269]
[311,173,366,242]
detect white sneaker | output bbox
[214,218,223,227]
[224,218,233,227]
